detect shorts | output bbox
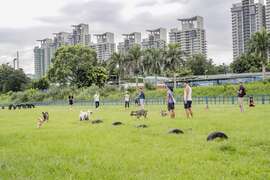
[238,97,243,105]
[184,101,192,109]
[168,103,175,111]
[69,100,73,105]
[139,99,145,106]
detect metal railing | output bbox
[1,95,269,107]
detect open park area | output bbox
[0,104,269,180]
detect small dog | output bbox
[130,110,148,119]
[160,110,168,117]
[37,112,49,128]
[79,110,93,121]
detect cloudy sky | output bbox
[0,0,244,74]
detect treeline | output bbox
[106,44,229,81]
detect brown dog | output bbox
[160,110,168,117]
[37,112,49,128]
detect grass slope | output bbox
[0,105,270,180]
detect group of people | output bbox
[165,81,193,119]
[67,81,250,118]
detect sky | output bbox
[0,0,245,74]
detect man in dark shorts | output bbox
[183,81,193,119]
[167,86,176,118]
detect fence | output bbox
[1,95,270,107]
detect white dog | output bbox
[79,110,92,121]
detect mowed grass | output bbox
[0,104,270,180]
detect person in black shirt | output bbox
[138,88,145,110]
[237,82,246,112]
[68,95,74,109]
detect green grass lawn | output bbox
[0,104,270,180]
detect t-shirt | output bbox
[125,94,130,101]
[238,85,246,97]
[139,92,145,100]
[167,90,175,104]
[94,94,99,102]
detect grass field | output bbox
[0,104,270,180]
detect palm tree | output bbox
[165,43,185,88]
[107,52,125,85]
[249,28,270,80]
[143,48,165,86]
[127,44,143,87]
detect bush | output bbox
[145,83,156,90]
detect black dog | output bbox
[130,110,148,119]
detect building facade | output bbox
[231,0,265,59]
[118,32,141,55]
[266,0,270,31]
[53,32,72,48]
[71,23,91,46]
[91,32,116,62]
[142,28,167,49]
[169,16,207,58]
[34,39,56,79]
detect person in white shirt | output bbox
[124,92,130,109]
[183,81,193,119]
[94,92,100,109]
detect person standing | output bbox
[94,92,100,109]
[68,95,74,109]
[183,81,193,119]
[124,92,130,109]
[238,82,246,112]
[167,86,176,119]
[138,88,145,110]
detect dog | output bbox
[130,110,148,119]
[160,110,168,117]
[37,112,49,128]
[79,110,93,121]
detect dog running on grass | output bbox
[79,110,93,121]
[130,110,148,119]
[37,112,49,128]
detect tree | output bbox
[186,54,217,76]
[93,66,108,88]
[47,45,107,88]
[107,52,126,84]
[143,48,165,85]
[0,64,30,92]
[126,44,143,87]
[249,28,270,80]
[32,77,50,90]
[165,43,185,88]
[230,54,261,73]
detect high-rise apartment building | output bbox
[34,39,56,78]
[266,0,270,31]
[71,23,91,46]
[142,28,167,49]
[231,0,265,59]
[169,16,207,58]
[118,32,141,55]
[53,32,72,48]
[91,32,116,62]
